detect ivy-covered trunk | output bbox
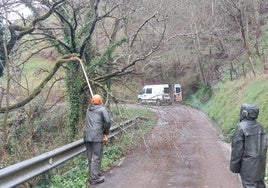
[0,13,5,77]
[65,62,84,140]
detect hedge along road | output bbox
[94,105,242,188]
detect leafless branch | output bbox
[129,14,157,48]
[0,53,77,113]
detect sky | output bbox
[8,4,32,21]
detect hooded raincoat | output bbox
[230,104,267,188]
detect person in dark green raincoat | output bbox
[230,104,267,188]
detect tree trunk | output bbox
[0,13,4,77]
[190,1,208,86]
[237,6,256,77]
[252,0,266,73]
[66,62,83,140]
[2,27,10,163]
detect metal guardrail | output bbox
[0,116,144,188]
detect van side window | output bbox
[146,88,152,94]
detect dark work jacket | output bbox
[230,118,267,181]
[83,105,111,142]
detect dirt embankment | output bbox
[95,105,242,188]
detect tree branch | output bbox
[79,1,118,57]
[7,0,65,52]
[0,53,77,113]
[129,14,157,48]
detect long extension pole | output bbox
[71,57,94,97]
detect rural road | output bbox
[94,105,242,188]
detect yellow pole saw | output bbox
[71,57,94,97]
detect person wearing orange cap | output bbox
[84,94,111,185]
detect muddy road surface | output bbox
[95,105,242,188]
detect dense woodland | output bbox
[1,0,268,167]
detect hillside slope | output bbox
[195,74,268,140]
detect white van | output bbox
[137,84,182,105]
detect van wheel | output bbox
[156,100,161,106]
[138,98,142,103]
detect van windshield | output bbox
[139,88,145,94]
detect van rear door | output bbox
[174,84,182,102]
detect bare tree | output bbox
[0,0,166,146]
[252,0,268,73]
[219,0,267,77]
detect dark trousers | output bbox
[241,177,266,188]
[85,142,104,181]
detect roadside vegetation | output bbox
[4,104,157,188]
[39,105,157,188]
[187,74,268,141]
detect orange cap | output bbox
[91,94,103,105]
